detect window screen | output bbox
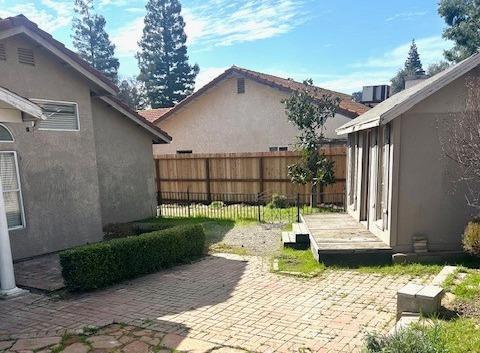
[35,101,79,131]
[0,152,24,229]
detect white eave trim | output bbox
[336,118,380,134]
[99,96,171,143]
[9,26,117,96]
[0,86,45,120]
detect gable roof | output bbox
[143,66,369,124]
[336,52,480,135]
[0,15,171,143]
[0,85,45,120]
[98,96,172,143]
[138,108,172,123]
[0,15,117,95]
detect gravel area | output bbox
[210,223,283,256]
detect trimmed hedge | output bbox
[60,224,205,291]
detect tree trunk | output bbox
[310,184,317,208]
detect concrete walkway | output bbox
[1,254,431,353]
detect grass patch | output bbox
[435,318,480,353]
[364,318,480,353]
[444,268,480,300]
[355,263,443,277]
[274,248,325,277]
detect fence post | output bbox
[257,193,262,222]
[296,193,300,223]
[187,188,191,218]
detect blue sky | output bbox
[0,0,452,93]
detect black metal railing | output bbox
[157,191,345,223]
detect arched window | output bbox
[0,124,13,142]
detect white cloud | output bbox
[315,71,394,94]
[386,11,428,22]
[0,0,72,32]
[112,0,309,56]
[353,36,453,70]
[195,66,228,90]
[111,17,144,57]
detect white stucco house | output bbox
[139,66,369,155]
[337,52,480,254]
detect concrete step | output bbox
[292,223,310,243]
[282,232,310,250]
[292,222,309,236]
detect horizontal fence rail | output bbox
[158,191,345,224]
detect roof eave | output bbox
[99,96,172,143]
[336,117,381,135]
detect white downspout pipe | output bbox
[0,177,23,296]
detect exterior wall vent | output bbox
[18,48,35,66]
[237,78,245,94]
[0,44,6,61]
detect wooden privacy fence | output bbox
[154,145,346,204]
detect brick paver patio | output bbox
[0,254,431,353]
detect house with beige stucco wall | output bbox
[140,67,369,155]
[337,52,480,254]
[0,15,171,263]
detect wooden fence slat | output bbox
[154,148,346,199]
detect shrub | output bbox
[267,193,289,209]
[103,222,172,240]
[209,201,224,209]
[463,218,480,256]
[60,224,205,291]
[362,325,446,353]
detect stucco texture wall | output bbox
[91,98,157,225]
[395,73,478,252]
[0,34,103,259]
[153,77,352,154]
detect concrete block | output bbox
[397,284,423,318]
[416,286,444,315]
[431,265,457,286]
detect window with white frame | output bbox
[0,124,14,142]
[0,152,25,230]
[34,100,80,131]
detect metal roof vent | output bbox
[0,44,6,61]
[18,48,35,66]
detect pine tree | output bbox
[405,40,423,74]
[439,0,480,62]
[72,0,120,82]
[137,0,199,108]
[390,40,425,94]
[118,77,147,110]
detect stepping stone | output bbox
[0,340,13,350]
[11,337,61,351]
[121,340,150,353]
[63,342,90,353]
[87,335,122,350]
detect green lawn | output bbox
[445,269,480,300]
[273,248,325,277]
[356,263,444,277]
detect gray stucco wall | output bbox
[395,73,478,252]
[0,34,104,259]
[91,99,157,225]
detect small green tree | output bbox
[283,79,339,206]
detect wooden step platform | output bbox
[303,213,393,265]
